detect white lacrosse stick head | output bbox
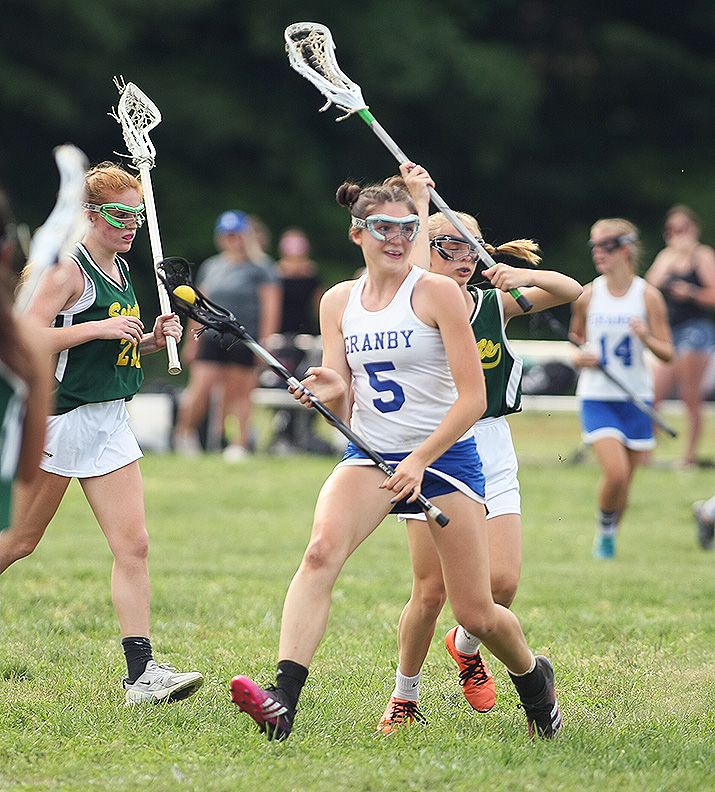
[113,79,162,167]
[17,144,88,314]
[284,22,368,120]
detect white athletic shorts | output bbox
[397,415,520,523]
[41,399,143,478]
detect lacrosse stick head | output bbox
[113,78,162,168]
[17,144,89,313]
[158,257,238,334]
[284,22,368,119]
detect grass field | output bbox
[2,408,715,791]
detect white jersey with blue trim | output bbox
[576,275,653,401]
[343,266,466,451]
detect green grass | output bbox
[2,408,715,791]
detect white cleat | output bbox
[124,660,203,705]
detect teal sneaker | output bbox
[593,532,616,559]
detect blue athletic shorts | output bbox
[580,399,655,450]
[338,437,485,514]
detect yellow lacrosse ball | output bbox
[173,285,197,304]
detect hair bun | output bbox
[335,182,362,209]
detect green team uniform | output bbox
[0,361,27,530]
[468,286,522,418]
[53,243,144,415]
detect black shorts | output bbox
[196,331,256,367]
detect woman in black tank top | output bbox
[645,205,715,467]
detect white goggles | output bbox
[351,214,420,242]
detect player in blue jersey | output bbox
[0,163,203,704]
[230,166,561,741]
[570,218,672,559]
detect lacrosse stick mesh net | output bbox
[285,23,368,118]
[112,78,162,167]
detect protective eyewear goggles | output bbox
[589,233,637,254]
[430,234,481,262]
[351,214,420,242]
[83,201,145,229]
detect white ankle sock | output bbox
[392,666,421,702]
[454,626,481,655]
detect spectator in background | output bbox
[268,228,331,454]
[645,205,715,468]
[276,228,321,339]
[174,210,281,462]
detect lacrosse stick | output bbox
[15,144,88,314]
[158,257,451,526]
[112,77,181,374]
[535,309,678,438]
[284,22,533,313]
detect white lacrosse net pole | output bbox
[114,79,181,374]
[15,143,88,314]
[284,23,533,312]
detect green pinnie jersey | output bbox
[53,243,144,415]
[0,361,27,530]
[467,286,523,419]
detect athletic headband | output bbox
[589,232,637,254]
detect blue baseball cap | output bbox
[215,210,249,234]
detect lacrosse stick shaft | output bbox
[137,164,181,375]
[540,310,678,437]
[359,111,533,313]
[233,327,450,526]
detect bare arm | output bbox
[258,280,283,341]
[400,162,433,271]
[294,282,352,422]
[691,245,715,308]
[487,264,583,321]
[139,312,183,355]
[644,249,671,290]
[28,258,144,353]
[15,319,52,483]
[568,285,600,368]
[633,284,673,362]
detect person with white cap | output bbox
[174,210,281,460]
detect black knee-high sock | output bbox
[122,637,154,683]
[509,663,546,700]
[275,660,308,711]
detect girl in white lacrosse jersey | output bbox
[231,167,561,742]
[570,218,672,559]
[0,162,203,704]
[380,198,581,733]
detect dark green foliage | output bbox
[3,2,715,328]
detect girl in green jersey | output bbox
[379,166,582,734]
[0,163,203,704]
